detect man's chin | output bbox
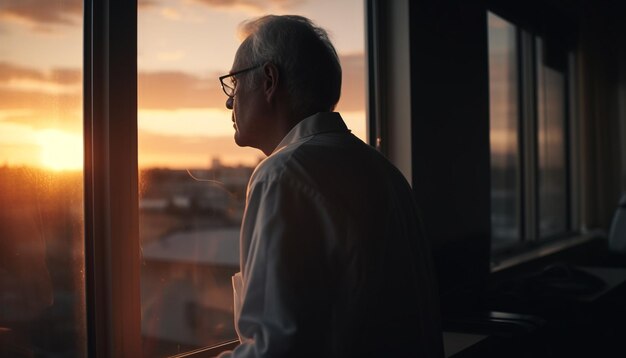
[234,132,254,149]
[234,132,265,154]
[233,132,245,147]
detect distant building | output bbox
[141,228,239,350]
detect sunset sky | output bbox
[0,0,366,171]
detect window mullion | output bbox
[85,0,141,357]
[568,53,581,232]
[521,30,538,242]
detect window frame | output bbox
[488,9,583,267]
[367,0,413,182]
[84,0,141,356]
[84,1,373,357]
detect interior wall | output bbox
[578,1,625,230]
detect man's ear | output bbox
[262,62,280,103]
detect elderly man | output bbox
[217,15,443,358]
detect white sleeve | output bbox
[217,177,339,358]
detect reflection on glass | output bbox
[536,40,568,238]
[138,1,366,356]
[0,1,85,356]
[488,13,520,250]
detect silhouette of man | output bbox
[217,15,443,358]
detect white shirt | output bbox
[219,112,443,358]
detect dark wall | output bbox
[408,0,492,313]
[578,1,626,230]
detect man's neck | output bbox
[259,111,311,156]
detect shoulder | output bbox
[247,140,336,208]
[249,139,313,187]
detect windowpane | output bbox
[137,1,366,356]
[536,40,568,238]
[488,13,520,250]
[0,1,86,356]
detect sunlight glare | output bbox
[37,129,83,171]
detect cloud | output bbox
[0,62,41,82]
[160,7,183,20]
[0,62,82,85]
[156,50,186,62]
[190,0,305,13]
[138,53,366,112]
[48,68,82,85]
[0,88,81,130]
[0,0,81,29]
[0,53,366,168]
[139,70,224,110]
[0,62,82,93]
[0,62,81,130]
[0,0,156,31]
[0,51,365,130]
[0,88,80,111]
[139,0,160,8]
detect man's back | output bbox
[234,113,443,357]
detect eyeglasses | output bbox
[219,64,261,98]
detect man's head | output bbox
[222,15,342,154]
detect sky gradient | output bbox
[0,0,366,170]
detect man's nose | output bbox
[226,97,234,110]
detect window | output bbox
[137,1,367,356]
[488,12,521,250]
[0,1,86,356]
[1,1,367,356]
[488,11,575,256]
[536,38,569,238]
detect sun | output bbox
[37,129,83,171]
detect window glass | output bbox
[138,1,366,356]
[488,12,520,250]
[0,1,86,356]
[536,39,568,238]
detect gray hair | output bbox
[238,15,342,116]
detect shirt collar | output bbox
[272,112,349,155]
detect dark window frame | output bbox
[488,9,579,262]
[84,0,141,356]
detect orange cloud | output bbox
[0,88,80,112]
[191,0,305,12]
[0,62,81,85]
[138,53,365,112]
[0,51,364,130]
[0,62,41,81]
[0,0,155,31]
[0,0,81,29]
[139,70,224,110]
[0,89,81,131]
[0,62,81,129]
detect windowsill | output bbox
[168,339,239,358]
[490,229,606,273]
